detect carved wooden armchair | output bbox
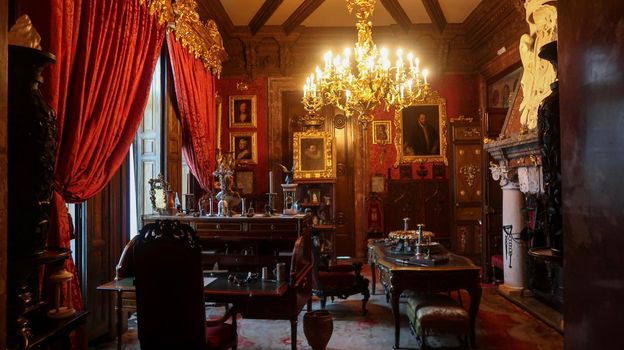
[134,220,237,350]
[310,231,370,315]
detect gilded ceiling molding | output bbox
[170,0,228,76]
[518,0,557,130]
[140,0,174,25]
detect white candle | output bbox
[269,171,273,193]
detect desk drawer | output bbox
[249,222,299,234]
[196,222,243,234]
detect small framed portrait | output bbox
[229,95,257,128]
[371,174,386,193]
[372,120,392,144]
[235,171,254,194]
[307,189,321,204]
[230,132,257,164]
[394,92,448,166]
[293,130,335,180]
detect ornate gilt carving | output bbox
[518,0,557,130]
[140,0,173,25]
[170,0,227,76]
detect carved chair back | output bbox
[133,220,206,349]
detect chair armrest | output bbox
[205,305,237,327]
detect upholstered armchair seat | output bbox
[311,232,370,315]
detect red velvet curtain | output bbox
[20,0,165,316]
[167,33,217,191]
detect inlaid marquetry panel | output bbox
[450,120,484,267]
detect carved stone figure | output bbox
[518,0,558,130]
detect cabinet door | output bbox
[451,123,483,265]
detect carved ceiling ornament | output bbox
[518,0,558,130]
[169,0,227,76]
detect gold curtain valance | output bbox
[140,0,227,76]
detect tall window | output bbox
[130,56,164,234]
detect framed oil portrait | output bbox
[293,130,335,180]
[229,95,257,128]
[235,171,254,194]
[230,132,257,164]
[394,92,448,166]
[372,120,392,144]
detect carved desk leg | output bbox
[390,288,402,349]
[290,318,298,350]
[370,260,376,295]
[468,283,483,347]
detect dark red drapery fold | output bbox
[167,33,217,191]
[19,0,165,322]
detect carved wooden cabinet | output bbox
[383,179,451,247]
[450,120,484,266]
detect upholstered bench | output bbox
[407,293,470,349]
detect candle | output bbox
[269,171,273,193]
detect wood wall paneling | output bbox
[332,111,355,257]
[85,162,127,340]
[0,0,8,346]
[166,71,182,195]
[559,1,624,348]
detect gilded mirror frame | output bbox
[393,92,448,166]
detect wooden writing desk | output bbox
[367,240,482,349]
[98,273,309,350]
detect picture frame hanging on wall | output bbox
[229,95,257,128]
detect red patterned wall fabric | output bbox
[167,33,217,191]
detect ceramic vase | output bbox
[303,310,333,350]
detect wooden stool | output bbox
[407,293,470,349]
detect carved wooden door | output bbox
[450,121,484,266]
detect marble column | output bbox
[491,165,527,295]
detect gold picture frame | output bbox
[293,130,335,180]
[372,120,392,144]
[230,131,257,164]
[229,95,257,128]
[394,92,448,166]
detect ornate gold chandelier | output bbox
[302,0,431,127]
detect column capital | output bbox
[489,163,519,189]
[517,166,543,194]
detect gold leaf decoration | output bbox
[170,0,227,76]
[140,0,173,25]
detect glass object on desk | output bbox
[282,183,298,215]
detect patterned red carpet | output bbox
[92,267,563,350]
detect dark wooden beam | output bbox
[197,0,234,37]
[249,0,284,35]
[421,0,447,33]
[380,0,412,33]
[282,0,324,35]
